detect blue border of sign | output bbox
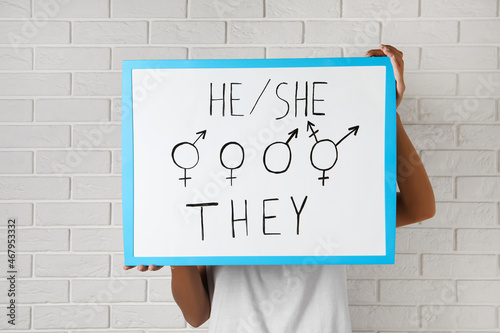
[122,57,396,266]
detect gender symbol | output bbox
[171,130,206,187]
[263,128,299,174]
[307,121,359,186]
[220,142,245,186]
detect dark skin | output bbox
[124,44,436,328]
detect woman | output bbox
[125,44,436,332]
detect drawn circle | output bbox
[220,142,245,170]
[171,142,199,169]
[310,139,338,171]
[263,142,292,174]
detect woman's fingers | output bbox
[123,265,135,270]
[123,264,163,271]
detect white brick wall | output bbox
[0,0,498,331]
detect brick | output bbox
[422,47,497,70]
[421,305,496,329]
[36,99,110,122]
[0,151,33,173]
[112,98,121,121]
[112,254,171,277]
[429,177,453,201]
[191,47,265,59]
[113,0,185,17]
[421,150,495,175]
[73,176,121,199]
[349,305,419,329]
[0,21,70,44]
[113,47,187,69]
[0,203,33,226]
[229,21,303,44]
[397,98,418,122]
[459,125,500,148]
[419,202,496,227]
[73,124,120,148]
[34,305,109,329]
[0,0,31,17]
[267,0,340,17]
[74,21,148,44]
[346,254,419,278]
[457,229,500,251]
[405,73,457,96]
[36,202,110,225]
[0,279,68,303]
[190,0,263,18]
[380,279,456,304]
[267,47,341,58]
[113,150,121,174]
[419,98,496,122]
[346,279,376,303]
[422,0,497,17]
[36,47,111,70]
[0,228,69,251]
[112,202,122,225]
[151,21,225,44]
[0,254,32,277]
[35,254,110,277]
[422,254,498,277]
[0,47,32,69]
[0,100,32,122]
[74,72,121,96]
[395,228,453,252]
[461,20,500,43]
[404,125,455,149]
[72,227,122,251]
[306,21,379,44]
[34,0,109,18]
[72,279,146,302]
[36,150,111,174]
[0,73,70,96]
[343,0,418,18]
[457,280,500,303]
[0,306,30,330]
[150,278,174,302]
[0,176,69,199]
[111,305,184,328]
[383,21,458,44]
[0,125,70,147]
[458,72,500,96]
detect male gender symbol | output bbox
[307,121,359,186]
[171,130,206,187]
[220,141,245,186]
[263,128,298,174]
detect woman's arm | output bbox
[170,265,211,327]
[124,264,210,327]
[366,45,436,227]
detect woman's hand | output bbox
[365,44,405,109]
[123,265,163,271]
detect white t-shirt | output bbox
[206,264,352,333]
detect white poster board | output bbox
[122,57,396,265]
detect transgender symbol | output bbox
[307,121,360,186]
[171,130,206,187]
[220,141,245,186]
[263,128,299,174]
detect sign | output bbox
[122,57,396,266]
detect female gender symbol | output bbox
[171,130,206,187]
[220,141,245,186]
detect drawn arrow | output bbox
[336,125,360,146]
[286,128,299,144]
[193,130,207,145]
[306,121,319,143]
